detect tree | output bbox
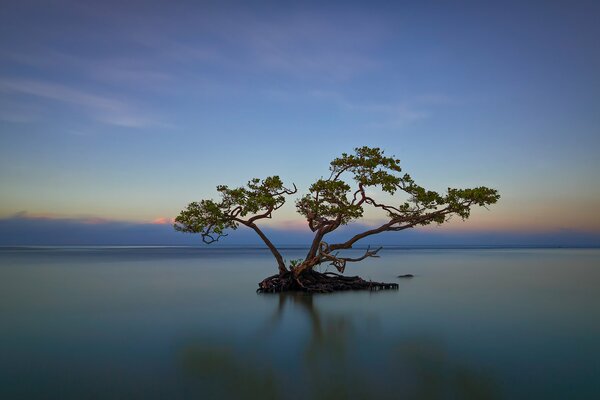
[174,146,499,292]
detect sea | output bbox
[1,246,599,399]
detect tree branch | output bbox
[318,242,382,273]
[274,183,298,196]
[200,227,228,244]
[235,218,287,274]
[328,210,444,251]
[247,206,274,224]
[364,196,403,215]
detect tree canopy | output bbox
[175,146,499,291]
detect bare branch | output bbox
[318,242,382,273]
[328,211,444,252]
[351,187,364,205]
[364,196,403,215]
[247,206,274,224]
[274,183,298,196]
[328,165,350,182]
[201,228,228,244]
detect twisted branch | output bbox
[318,242,382,273]
[201,231,228,244]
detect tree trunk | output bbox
[293,257,320,277]
[246,222,287,275]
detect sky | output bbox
[0,0,599,246]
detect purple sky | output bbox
[1,1,599,245]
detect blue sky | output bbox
[0,1,599,245]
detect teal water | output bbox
[1,247,599,399]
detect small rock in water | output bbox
[397,274,414,278]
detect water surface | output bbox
[1,247,599,399]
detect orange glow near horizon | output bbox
[2,207,599,235]
[152,217,175,225]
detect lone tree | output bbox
[174,147,499,293]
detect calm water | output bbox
[1,247,599,399]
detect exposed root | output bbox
[257,269,398,293]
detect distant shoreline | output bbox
[1,245,599,250]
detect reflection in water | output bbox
[182,345,279,399]
[180,293,499,399]
[2,248,599,398]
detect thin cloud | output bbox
[310,89,429,127]
[0,77,165,128]
[224,12,383,80]
[0,98,42,123]
[152,217,175,225]
[94,113,162,129]
[415,93,457,105]
[7,211,113,225]
[124,8,384,80]
[5,49,176,91]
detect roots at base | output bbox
[257,270,399,293]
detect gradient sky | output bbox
[1,1,599,245]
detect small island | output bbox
[174,146,499,293]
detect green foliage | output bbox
[297,146,499,229]
[174,199,238,238]
[217,176,287,217]
[174,176,294,243]
[330,146,402,193]
[296,147,404,226]
[296,179,363,225]
[175,146,499,249]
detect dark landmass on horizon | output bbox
[0,214,598,247]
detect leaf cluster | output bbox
[217,176,288,217]
[296,179,363,225]
[174,146,500,252]
[330,146,403,193]
[174,176,295,243]
[297,146,500,231]
[384,175,500,225]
